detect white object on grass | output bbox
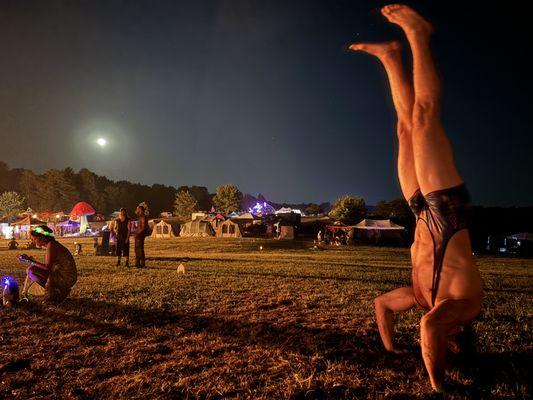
[177,263,186,274]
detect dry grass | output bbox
[0,237,531,399]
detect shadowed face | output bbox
[30,234,46,248]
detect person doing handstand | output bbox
[350,4,483,391]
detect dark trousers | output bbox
[116,237,130,259]
[134,235,145,267]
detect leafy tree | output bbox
[148,184,177,216]
[77,168,106,213]
[0,191,25,221]
[373,198,415,235]
[0,162,9,193]
[213,184,242,213]
[304,204,323,216]
[39,169,79,211]
[177,186,212,211]
[18,170,41,210]
[373,198,412,223]
[174,190,199,220]
[328,195,366,225]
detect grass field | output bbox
[0,237,531,399]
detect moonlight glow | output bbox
[96,138,107,147]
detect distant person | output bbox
[316,230,323,245]
[346,229,354,245]
[17,225,77,303]
[324,230,331,245]
[114,208,132,267]
[93,237,99,256]
[350,4,483,391]
[8,238,19,250]
[134,205,149,268]
[74,242,82,256]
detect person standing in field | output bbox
[114,207,132,267]
[134,205,149,268]
[350,4,483,392]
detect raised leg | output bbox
[381,5,463,195]
[420,298,481,390]
[349,41,419,200]
[374,286,416,353]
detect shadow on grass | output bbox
[12,297,531,399]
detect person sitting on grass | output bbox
[8,237,19,250]
[17,225,77,303]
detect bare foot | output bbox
[388,347,409,355]
[349,40,401,61]
[381,4,433,36]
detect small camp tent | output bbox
[504,232,533,255]
[353,219,405,245]
[217,219,243,238]
[278,225,295,240]
[354,219,404,230]
[151,219,181,238]
[180,217,216,237]
[10,216,47,239]
[210,213,226,230]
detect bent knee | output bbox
[374,295,388,311]
[397,120,412,138]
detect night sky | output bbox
[0,1,531,206]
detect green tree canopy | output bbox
[174,190,199,220]
[304,204,323,216]
[373,198,412,222]
[0,191,25,222]
[213,184,242,213]
[328,195,366,225]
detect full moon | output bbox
[96,138,107,147]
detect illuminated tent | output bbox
[209,213,226,230]
[506,232,533,241]
[353,219,404,230]
[151,219,180,238]
[179,217,216,237]
[10,216,47,239]
[217,219,243,238]
[232,213,259,221]
[54,220,80,237]
[353,219,405,244]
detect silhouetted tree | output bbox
[213,184,242,213]
[329,195,366,225]
[174,190,199,220]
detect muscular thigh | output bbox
[378,286,416,313]
[412,123,463,195]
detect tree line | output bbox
[0,162,337,220]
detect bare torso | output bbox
[411,221,483,309]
